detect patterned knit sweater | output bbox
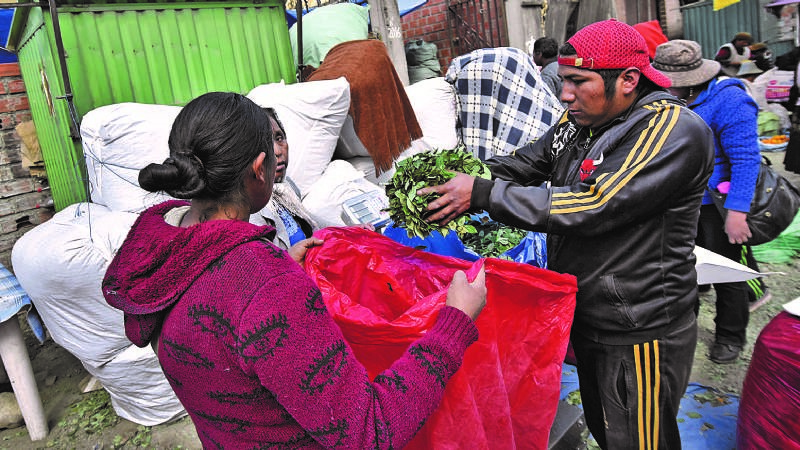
[690,77,761,212]
[103,201,478,449]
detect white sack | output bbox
[247,78,350,197]
[404,77,459,151]
[11,203,185,425]
[334,77,458,161]
[100,344,186,426]
[345,141,430,186]
[302,160,388,227]
[81,103,181,212]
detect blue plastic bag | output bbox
[502,231,548,268]
[382,222,481,261]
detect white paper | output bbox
[693,245,776,285]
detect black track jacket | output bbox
[471,90,714,344]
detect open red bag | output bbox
[305,227,577,449]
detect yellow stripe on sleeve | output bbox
[551,101,681,214]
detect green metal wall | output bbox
[9,1,295,210]
[681,0,794,62]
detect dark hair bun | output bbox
[138,153,206,199]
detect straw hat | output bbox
[737,60,763,77]
[651,40,721,88]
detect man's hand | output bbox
[724,210,751,244]
[418,172,476,225]
[288,237,324,266]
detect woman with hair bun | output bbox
[102,92,486,449]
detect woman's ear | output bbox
[251,152,267,183]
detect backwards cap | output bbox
[558,19,672,88]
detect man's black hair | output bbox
[534,37,559,59]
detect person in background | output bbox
[533,37,563,100]
[420,19,714,449]
[738,60,764,84]
[250,108,373,250]
[735,62,773,313]
[749,42,774,72]
[632,19,669,60]
[102,92,487,449]
[654,40,761,364]
[716,32,753,77]
[250,108,317,250]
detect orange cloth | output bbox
[633,20,669,60]
[307,40,422,174]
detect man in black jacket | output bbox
[420,19,714,449]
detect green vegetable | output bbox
[385,147,491,239]
[461,217,527,258]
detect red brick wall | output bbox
[0,63,54,270]
[402,0,508,76]
[402,0,452,75]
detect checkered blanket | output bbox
[446,47,564,160]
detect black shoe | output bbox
[709,343,742,364]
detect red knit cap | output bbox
[558,19,672,88]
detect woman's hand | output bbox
[724,210,751,245]
[352,223,375,231]
[288,237,324,265]
[445,263,487,321]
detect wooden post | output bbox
[0,317,48,441]
[367,0,410,86]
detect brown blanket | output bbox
[307,39,422,174]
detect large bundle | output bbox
[11,203,185,425]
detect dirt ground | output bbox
[0,152,798,449]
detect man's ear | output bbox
[621,68,642,95]
[251,152,267,183]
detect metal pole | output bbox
[47,0,80,140]
[296,0,304,81]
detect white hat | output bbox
[737,60,763,77]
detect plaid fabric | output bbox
[446,47,564,160]
[0,264,45,343]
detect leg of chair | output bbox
[0,317,48,441]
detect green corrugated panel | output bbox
[58,4,295,114]
[14,8,87,210]
[8,0,295,211]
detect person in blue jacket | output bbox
[654,40,761,364]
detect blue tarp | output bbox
[285,0,427,28]
[560,364,739,448]
[0,8,17,63]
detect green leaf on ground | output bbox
[566,390,582,406]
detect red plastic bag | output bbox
[737,311,800,449]
[305,227,577,449]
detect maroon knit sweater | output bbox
[103,201,478,449]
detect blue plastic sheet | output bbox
[559,364,739,448]
[382,222,480,261]
[502,231,548,268]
